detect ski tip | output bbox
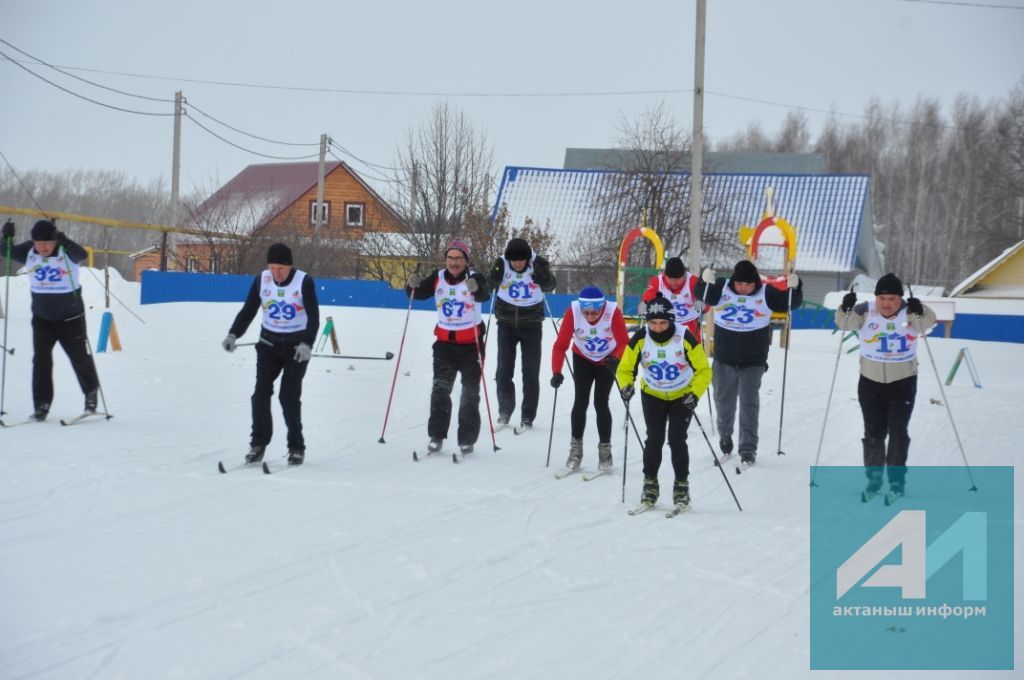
[218,461,227,474]
[262,462,272,475]
[452,453,460,464]
[412,451,420,461]
[734,466,741,475]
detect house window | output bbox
[345,203,365,227]
[186,256,198,273]
[309,200,331,227]
[211,252,221,274]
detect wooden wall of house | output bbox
[265,167,403,238]
[976,248,1024,288]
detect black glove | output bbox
[840,292,857,313]
[489,258,504,284]
[906,297,924,316]
[605,355,620,375]
[1,220,13,239]
[55,231,70,248]
[681,392,698,411]
[620,384,635,402]
[550,373,564,388]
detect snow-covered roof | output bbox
[949,239,1024,298]
[491,167,870,273]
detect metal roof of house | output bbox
[949,239,1024,298]
[491,166,870,273]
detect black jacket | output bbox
[229,268,320,346]
[694,277,803,368]
[486,256,556,329]
[4,237,89,322]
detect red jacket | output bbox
[551,304,630,374]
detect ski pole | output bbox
[62,246,112,420]
[237,338,273,347]
[0,344,15,355]
[544,383,559,467]
[696,273,715,435]
[473,319,501,450]
[908,285,977,492]
[810,285,855,487]
[378,287,415,444]
[312,352,394,361]
[691,410,743,511]
[621,397,630,503]
[776,272,795,457]
[0,231,12,416]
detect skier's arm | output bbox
[694,278,725,306]
[610,307,630,359]
[532,256,557,292]
[57,232,89,264]
[683,330,712,399]
[615,330,645,392]
[835,301,868,330]
[408,273,438,301]
[469,272,490,302]
[300,274,320,345]
[6,239,34,264]
[764,277,803,312]
[486,258,504,287]
[551,308,575,374]
[228,277,262,338]
[640,275,660,303]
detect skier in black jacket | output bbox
[222,243,319,466]
[695,259,802,465]
[1,219,101,420]
[485,238,556,430]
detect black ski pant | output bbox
[858,374,916,486]
[251,341,308,451]
[428,341,481,446]
[640,390,693,482]
[570,353,614,442]
[495,324,542,423]
[31,314,100,410]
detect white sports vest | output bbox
[658,274,699,323]
[435,269,482,331]
[639,333,694,392]
[260,269,309,334]
[713,280,772,332]
[571,300,618,362]
[858,303,919,363]
[26,249,79,294]
[496,258,544,307]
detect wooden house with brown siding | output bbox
[132,161,406,279]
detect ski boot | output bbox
[245,445,266,464]
[719,435,733,455]
[597,442,613,472]
[84,390,98,413]
[459,443,474,455]
[287,449,305,466]
[565,437,583,470]
[30,403,50,422]
[427,438,443,454]
[672,480,691,510]
[640,477,659,507]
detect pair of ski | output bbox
[411,447,473,463]
[861,488,903,506]
[628,502,691,518]
[495,422,534,436]
[553,467,610,482]
[714,452,754,475]
[217,458,298,475]
[0,411,111,427]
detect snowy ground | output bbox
[0,270,1020,679]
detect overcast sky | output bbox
[1,0,1022,202]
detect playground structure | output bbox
[615,218,665,326]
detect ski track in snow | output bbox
[0,270,1021,679]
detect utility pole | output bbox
[688,0,707,274]
[162,90,183,271]
[315,133,328,229]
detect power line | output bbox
[0,37,173,103]
[895,0,1024,9]
[327,148,393,184]
[0,48,173,117]
[186,100,320,147]
[328,139,397,172]
[0,146,52,216]
[183,112,320,161]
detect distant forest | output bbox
[1,78,1022,290]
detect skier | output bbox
[221,243,319,466]
[407,239,490,455]
[486,237,556,431]
[615,293,712,511]
[1,219,100,420]
[550,286,630,472]
[639,256,703,340]
[835,273,936,499]
[695,260,802,466]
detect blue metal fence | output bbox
[139,272,1023,343]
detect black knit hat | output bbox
[266,243,293,266]
[645,293,676,322]
[874,273,904,296]
[504,238,532,261]
[731,259,760,284]
[664,257,686,278]
[31,219,57,241]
